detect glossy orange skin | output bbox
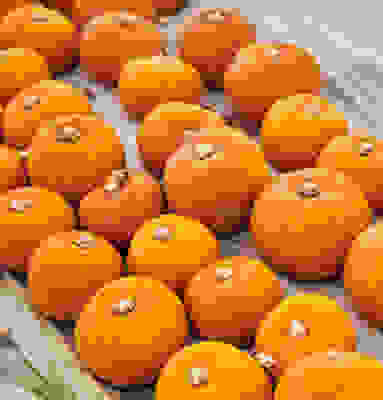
[74,276,188,385]
[275,352,383,400]
[176,8,257,87]
[27,113,126,202]
[156,341,273,400]
[0,0,34,21]
[184,256,284,343]
[0,5,78,73]
[118,55,203,118]
[3,80,93,149]
[0,186,75,269]
[79,12,165,83]
[79,169,163,243]
[28,230,123,321]
[317,133,383,210]
[343,222,383,328]
[72,0,184,26]
[0,145,26,192]
[164,127,272,232]
[72,0,156,26]
[0,47,51,107]
[250,168,373,280]
[137,102,226,174]
[127,213,220,295]
[224,43,323,121]
[256,293,358,377]
[260,93,349,171]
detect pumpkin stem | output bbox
[56,126,81,144]
[160,47,169,57]
[104,169,129,193]
[115,12,138,25]
[193,143,218,160]
[103,181,120,193]
[327,349,338,360]
[215,268,233,281]
[289,320,308,337]
[8,199,33,213]
[31,14,50,23]
[270,47,281,58]
[152,225,172,241]
[360,141,374,156]
[72,234,95,249]
[189,367,209,387]
[253,352,276,371]
[111,169,130,180]
[200,103,217,113]
[23,95,40,111]
[206,9,226,22]
[112,298,136,314]
[18,150,29,160]
[297,178,320,199]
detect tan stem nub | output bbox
[206,9,226,23]
[253,353,276,370]
[360,141,374,156]
[289,319,308,337]
[112,298,136,314]
[184,129,200,137]
[297,179,320,199]
[270,47,281,65]
[111,169,130,180]
[104,169,129,193]
[304,47,313,56]
[216,268,233,281]
[201,8,231,23]
[24,95,40,111]
[153,225,172,241]
[84,15,103,31]
[194,143,218,160]
[115,12,138,25]
[56,126,81,143]
[270,47,281,58]
[189,368,209,387]
[8,199,33,213]
[31,14,50,23]
[160,47,169,57]
[200,103,217,113]
[327,349,339,360]
[158,16,169,25]
[72,234,95,249]
[0,49,8,57]
[104,180,120,193]
[18,150,29,160]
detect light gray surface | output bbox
[1,2,383,398]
